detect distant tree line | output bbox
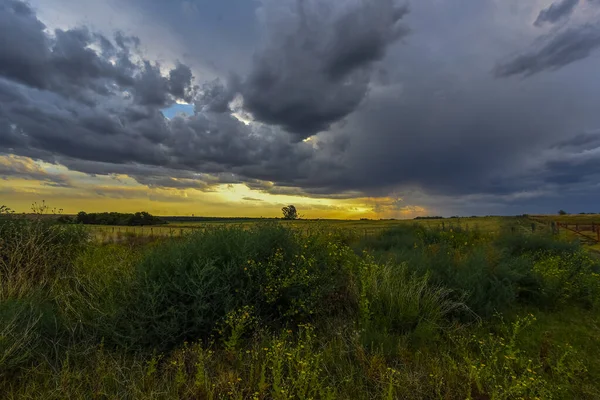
[58,212,166,226]
[414,216,444,220]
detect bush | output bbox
[357,258,469,349]
[0,298,61,377]
[533,251,600,309]
[116,224,358,351]
[495,231,579,259]
[0,214,89,298]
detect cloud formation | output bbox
[0,154,70,186]
[495,23,600,77]
[2,0,600,216]
[238,0,410,140]
[534,0,580,27]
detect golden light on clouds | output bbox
[0,155,429,219]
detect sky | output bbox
[1,0,600,219]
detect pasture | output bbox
[1,212,600,399]
[88,216,507,242]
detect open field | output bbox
[87,216,508,241]
[87,215,600,252]
[2,212,600,399]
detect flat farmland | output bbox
[87,216,509,241]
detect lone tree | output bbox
[558,210,567,215]
[282,205,298,220]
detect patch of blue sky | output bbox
[162,103,195,119]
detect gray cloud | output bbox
[238,0,410,140]
[0,0,193,107]
[495,23,600,77]
[0,154,71,186]
[3,0,600,217]
[534,0,579,27]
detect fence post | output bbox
[180,229,184,236]
[150,227,153,237]
[531,223,535,233]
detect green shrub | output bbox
[117,224,357,351]
[0,298,61,377]
[358,259,467,334]
[495,232,579,259]
[0,214,89,298]
[533,251,600,309]
[453,314,589,400]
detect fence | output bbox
[528,218,600,244]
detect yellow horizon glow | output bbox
[0,155,429,219]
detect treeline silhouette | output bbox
[59,212,166,226]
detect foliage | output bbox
[281,205,298,220]
[75,211,166,226]
[115,224,357,351]
[0,207,89,298]
[1,217,599,398]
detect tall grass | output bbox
[0,208,88,298]
[1,216,599,398]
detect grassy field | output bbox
[88,216,508,241]
[2,212,600,399]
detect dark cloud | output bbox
[195,78,238,113]
[495,23,600,77]
[169,63,195,102]
[238,0,410,140]
[0,1,316,186]
[0,0,50,89]
[552,131,600,149]
[3,0,600,217]
[0,1,193,106]
[534,0,579,27]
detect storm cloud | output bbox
[2,0,600,216]
[238,0,410,140]
[495,23,600,77]
[534,0,580,26]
